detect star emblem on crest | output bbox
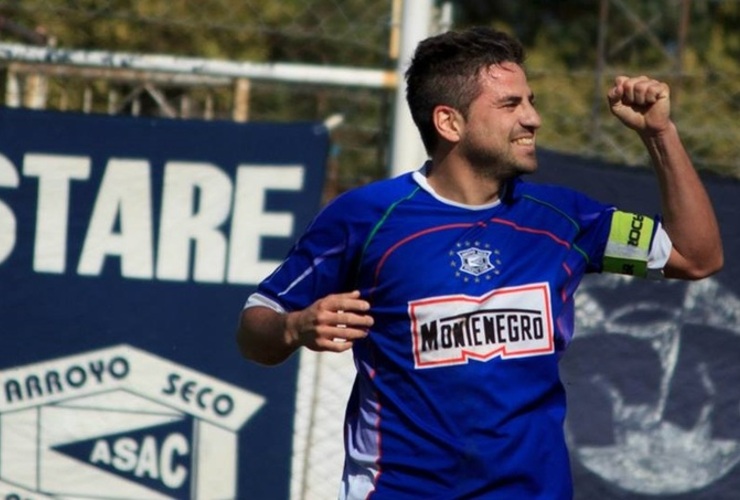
[458,247,493,276]
[449,241,502,282]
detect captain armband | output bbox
[602,211,656,278]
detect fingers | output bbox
[607,75,629,104]
[608,75,672,133]
[610,75,669,106]
[323,292,374,344]
[311,323,370,352]
[300,290,374,352]
[332,289,372,315]
[315,290,373,328]
[316,324,371,352]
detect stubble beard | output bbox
[461,139,538,182]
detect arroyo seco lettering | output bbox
[161,372,234,417]
[4,356,130,404]
[0,153,305,284]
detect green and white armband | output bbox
[602,211,655,278]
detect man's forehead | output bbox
[481,61,525,80]
[478,62,531,94]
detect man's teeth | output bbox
[512,137,534,145]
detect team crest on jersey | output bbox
[450,242,502,282]
[409,283,554,368]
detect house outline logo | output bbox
[0,344,265,499]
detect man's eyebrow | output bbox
[497,92,535,105]
[497,94,524,105]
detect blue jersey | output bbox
[252,168,658,499]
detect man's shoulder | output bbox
[514,177,602,206]
[510,177,613,221]
[328,172,419,209]
[513,176,583,200]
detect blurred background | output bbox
[0,1,737,499]
[0,0,737,191]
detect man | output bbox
[236,27,722,499]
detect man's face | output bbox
[458,62,541,180]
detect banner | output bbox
[536,150,740,499]
[0,107,330,499]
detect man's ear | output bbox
[433,105,463,144]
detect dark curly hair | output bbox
[405,27,526,155]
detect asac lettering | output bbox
[89,433,189,489]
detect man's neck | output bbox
[425,156,504,206]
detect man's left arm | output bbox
[608,75,723,280]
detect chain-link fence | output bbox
[2,1,737,185]
[0,1,737,499]
[0,0,399,199]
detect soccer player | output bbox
[236,27,723,499]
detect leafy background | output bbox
[1,0,737,185]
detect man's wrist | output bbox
[638,120,677,141]
[283,311,303,350]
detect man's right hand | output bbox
[287,290,374,353]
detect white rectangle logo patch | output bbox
[409,283,554,368]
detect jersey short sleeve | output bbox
[251,192,362,312]
[248,177,403,312]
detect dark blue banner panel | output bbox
[0,107,329,500]
[536,150,740,500]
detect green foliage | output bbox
[0,0,736,181]
[453,0,739,177]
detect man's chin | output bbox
[514,160,538,176]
